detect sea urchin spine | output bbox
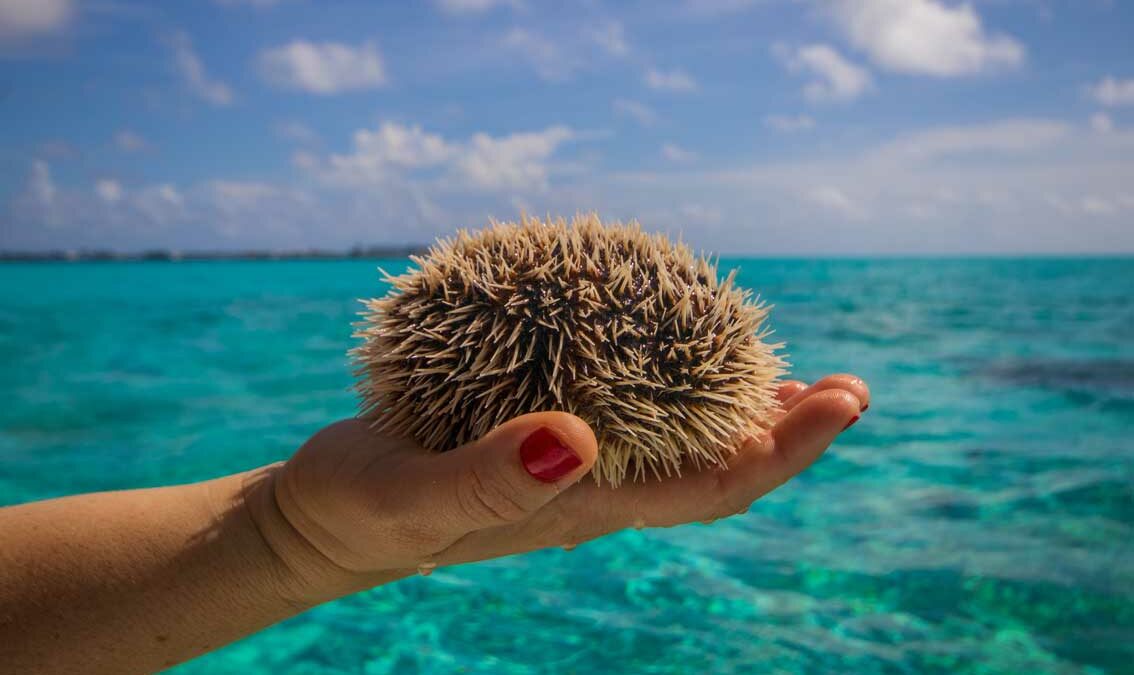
[353,214,786,486]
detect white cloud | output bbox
[1081,195,1116,216]
[645,67,697,93]
[364,123,452,168]
[200,182,315,239]
[869,119,1069,163]
[502,28,580,82]
[1087,77,1134,107]
[312,121,576,193]
[258,40,386,94]
[170,32,233,106]
[807,186,864,219]
[0,0,72,38]
[95,179,123,203]
[130,184,185,227]
[607,117,1134,253]
[829,0,1024,77]
[9,120,1134,254]
[661,142,697,162]
[781,44,872,103]
[6,160,60,230]
[502,22,628,83]
[318,124,443,186]
[1090,112,1114,134]
[156,184,183,206]
[589,20,629,57]
[4,164,347,250]
[114,130,149,153]
[613,98,657,126]
[457,127,574,190]
[4,163,192,242]
[28,160,56,207]
[434,0,519,14]
[764,114,815,132]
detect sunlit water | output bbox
[1,258,1131,674]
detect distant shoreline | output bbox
[2,248,1131,263]
[0,246,428,263]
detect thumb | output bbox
[428,412,598,533]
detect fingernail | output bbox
[520,428,582,483]
[861,402,869,412]
[842,415,860,431]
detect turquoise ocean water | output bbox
[1,258,1132,673]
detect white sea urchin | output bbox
[354,214,786,486]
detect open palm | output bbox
[271,374,869,586]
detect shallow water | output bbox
[1,258,1131,674]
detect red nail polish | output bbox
[520,428,581,483]
[861,403,869,412]
[843,415,860,431]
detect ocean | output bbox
[1,258,1131,674]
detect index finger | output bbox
[440,388,861,558]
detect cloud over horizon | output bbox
[2,0,1133,255]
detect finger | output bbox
[774,379,808,404]
[421,412,598,535]
[583,389,859,529]
[782,373,870,412]
[748,388,861,491]
[437,390,860,562]
[611,388,860,527]
[608,389,862,534]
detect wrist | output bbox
[234,464,407,607]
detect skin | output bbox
[0,374,869,674]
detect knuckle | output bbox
[717,492,751,520]
[527,495,606,548]
[557,517,606,549]
[388,518,449,554]
[460,464,531,525]
[710,469,750,520]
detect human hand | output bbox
[251,375,869,604]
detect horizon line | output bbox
[2,247,1132,263]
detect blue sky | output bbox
[1,0,1132,254]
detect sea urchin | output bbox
[353,214,786,486]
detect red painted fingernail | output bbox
[861,403,870,412]
[520,428,581,483]
[843,415,860,431]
